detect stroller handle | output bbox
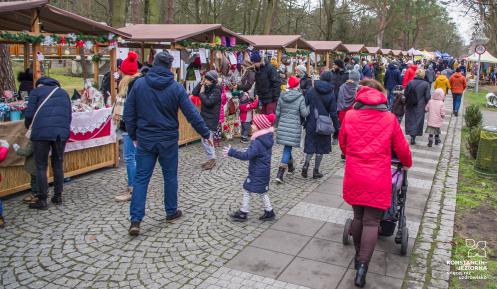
[391,157,404,169]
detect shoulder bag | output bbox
[314,93,335,136]
[25,87,59,139]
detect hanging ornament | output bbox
[43,36,54,46]
[60,36,66,46]
[108,40,117,49]
[108,33,115,41]
[75,40,85,48]
[84,40,93,50]
[67,33,77,42]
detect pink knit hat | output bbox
[252,114,275,130]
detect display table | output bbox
[0,108,119,197]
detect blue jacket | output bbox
[362,65,373,79]
[124,66,210,151]
[383,64,402,90]
[25,77,72,141]
[228,130,274,194]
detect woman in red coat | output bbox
[339,80,412,287]
[402,62,418,87]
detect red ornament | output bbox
[60,37,66,45]
[75,40,84,48]
[234,122,239,127]
[223,124,229,131]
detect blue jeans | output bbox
[453,93,462,112]
[0,200,3,216]
[387,89,394,109]
[201,130,216,160]
[241,122,251,139]
[281,145,293,164]
[130,142,179,221]
[123,134,136,187]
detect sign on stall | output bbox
[118,47,129,60]
[167,50,181,68]
[199,48,207,64]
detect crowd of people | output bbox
[0,48,470,287]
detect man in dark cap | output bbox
[251,51,282,114]
[330,59,349,99]
[124,51,212,236]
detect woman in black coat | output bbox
[404,69,431,145]
[302,71,340,179]
[296,65,313,98]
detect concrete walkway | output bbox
[200,100,457,289]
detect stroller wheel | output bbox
[400,227,409,256]
[343,218,353,245]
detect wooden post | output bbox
[170,43,178,81]
[210,33,216,70]
[326,53,330,69]
[32,9,41,85]
[92,45,99,87]
[277,49,282,67]
[314,53,318,75]
[109,46,119,168]
[140,42,145,64]
[306,53,310,76]
[23,43,29,70]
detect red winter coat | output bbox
[239,98,259,123]
[339,87,412,210]
[402,65,418,87]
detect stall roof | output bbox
[342,44,367,54]
[119,24,252,45]
[243,35,312,49]
[380,48,392,55]
[365,47,381,54]
[391,49,402,56]
[306,41,345,52]
[0,0,129,37]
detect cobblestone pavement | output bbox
[0,138,341,289]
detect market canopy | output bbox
[407,48,423,56]
[243,35,312,50]
[119,24,252,45]
[0,0,129,37]
[421,50,435,59]
[380,48,392,55]
[391,50,401,56]
[467,51,497,64]
[365,47,381,54]
[307,41,345,52]
[342,44,367,54]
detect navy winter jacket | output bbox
[383,64,402,90]
[228,130,274,194]
[255,64,281,104]
[124,65,210,151]
[25,77,72,141]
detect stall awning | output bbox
[342,44,367,54]
[391,49,402,56]
[365,47,381,54]
[119,24,252,45]
[467,51,497,64]
[307,41,345,52]
[0,0,129,37]
[243,35,312,49]
[380,48,392,55]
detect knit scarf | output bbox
[112,74,140,126]
[337,81,358,111]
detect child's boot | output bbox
[230,210,248,222]
[275,165,286,183]
[435,135,441,145]
[428,135,433,147]
[287,159,295,174]
[259,209,275,221]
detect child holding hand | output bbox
[223,114,276,222]
[238,94,259,143]
[425,88,446,147]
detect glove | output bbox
[223,145,231,157]
[0,140,9,149]
[13,144,20,152]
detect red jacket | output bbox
[402,65,418,87]
[339,87,412,210]
[239,98,259,123]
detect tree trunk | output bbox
[252,0,263,34]
[146,0,160,23]
[132,0,140,24]
[0,44,15,95]
[270,0,279,34]
[165,0,175,23]
[376,14,386,47]
[195,0,201,23]
[109,0,126,27]
[79,48,88,81]
[262,0,277,35]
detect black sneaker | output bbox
[313,169,324,179]
[29,199,48,210]
[51,195,62,205]
[166,209,183,222]
[230,210,248,222]
[128,221,140,236]
[259,210,276,221]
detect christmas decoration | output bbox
[0,31,119,45]
[178,40,248,52]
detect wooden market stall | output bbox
[118,24,254,145]
[365,47,382,59]
[0,0,130,197]
[306,41,345,72]
[342,44,367,57]
[243,35,314,74]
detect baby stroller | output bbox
[342,158,410,256]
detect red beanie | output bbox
[253,113,275,130]
[120,51,138,75]
[287,76,300,89]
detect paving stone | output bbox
[251,229,311,255]
[278,257,346,289]
[270,215,324,237]
[226,246,294,279]
[297,237,355,267]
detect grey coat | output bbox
[405,77,431,136]
[275,89,309,147]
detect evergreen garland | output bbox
[284,49,311,57]
[178,40,248,52]
[0,31,117,44]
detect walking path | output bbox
[0,99,461,289]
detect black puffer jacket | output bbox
[192,82,221,131]
[25,77,72,141]
[330,70,349,99]
[255,64,281,104]
[299,74,313,98]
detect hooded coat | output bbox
[24,77,72,142]
[339,86,412,210]
[275,89,309,147]
[255,63,282,104]
[402,64,418,87]
[426,67,436,83]
[449,72,467,94]
[404,77,431,136]
[299,74,314,98]
[434,75,451,95]
[384,63,402,90]
[228,128,274,194]
[192,82,222,131]
[330,70,349,98]
[337,81,358,124]
[304,79,340,154]
[425,89,446,128]
[124,65,210,151]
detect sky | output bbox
[443,0,476,44]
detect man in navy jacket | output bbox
[383,62,402,109]
[124,51,212,236]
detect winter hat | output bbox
[296,65,307,75]
[205,70,219,82]
[432,88,445,100]
[348,70,361,83]
[120,51,139,75]
[153,51,175,68]
[250,51,262,63]
[287,76,300,89]
[320,71,333,82]
[253,113,276,130]
[334,59,345,70]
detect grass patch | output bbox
[464,91,497,112]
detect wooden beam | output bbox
[109,47,117,104]
[210,33,216,70]
[314,53,318,75]
[277,49,282,67]
[306,54,310,76]
[326,53,330,69]
[31,9,41,84]
[23,43,29,70]
[140,42,145,64]
[93,45,99,87]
